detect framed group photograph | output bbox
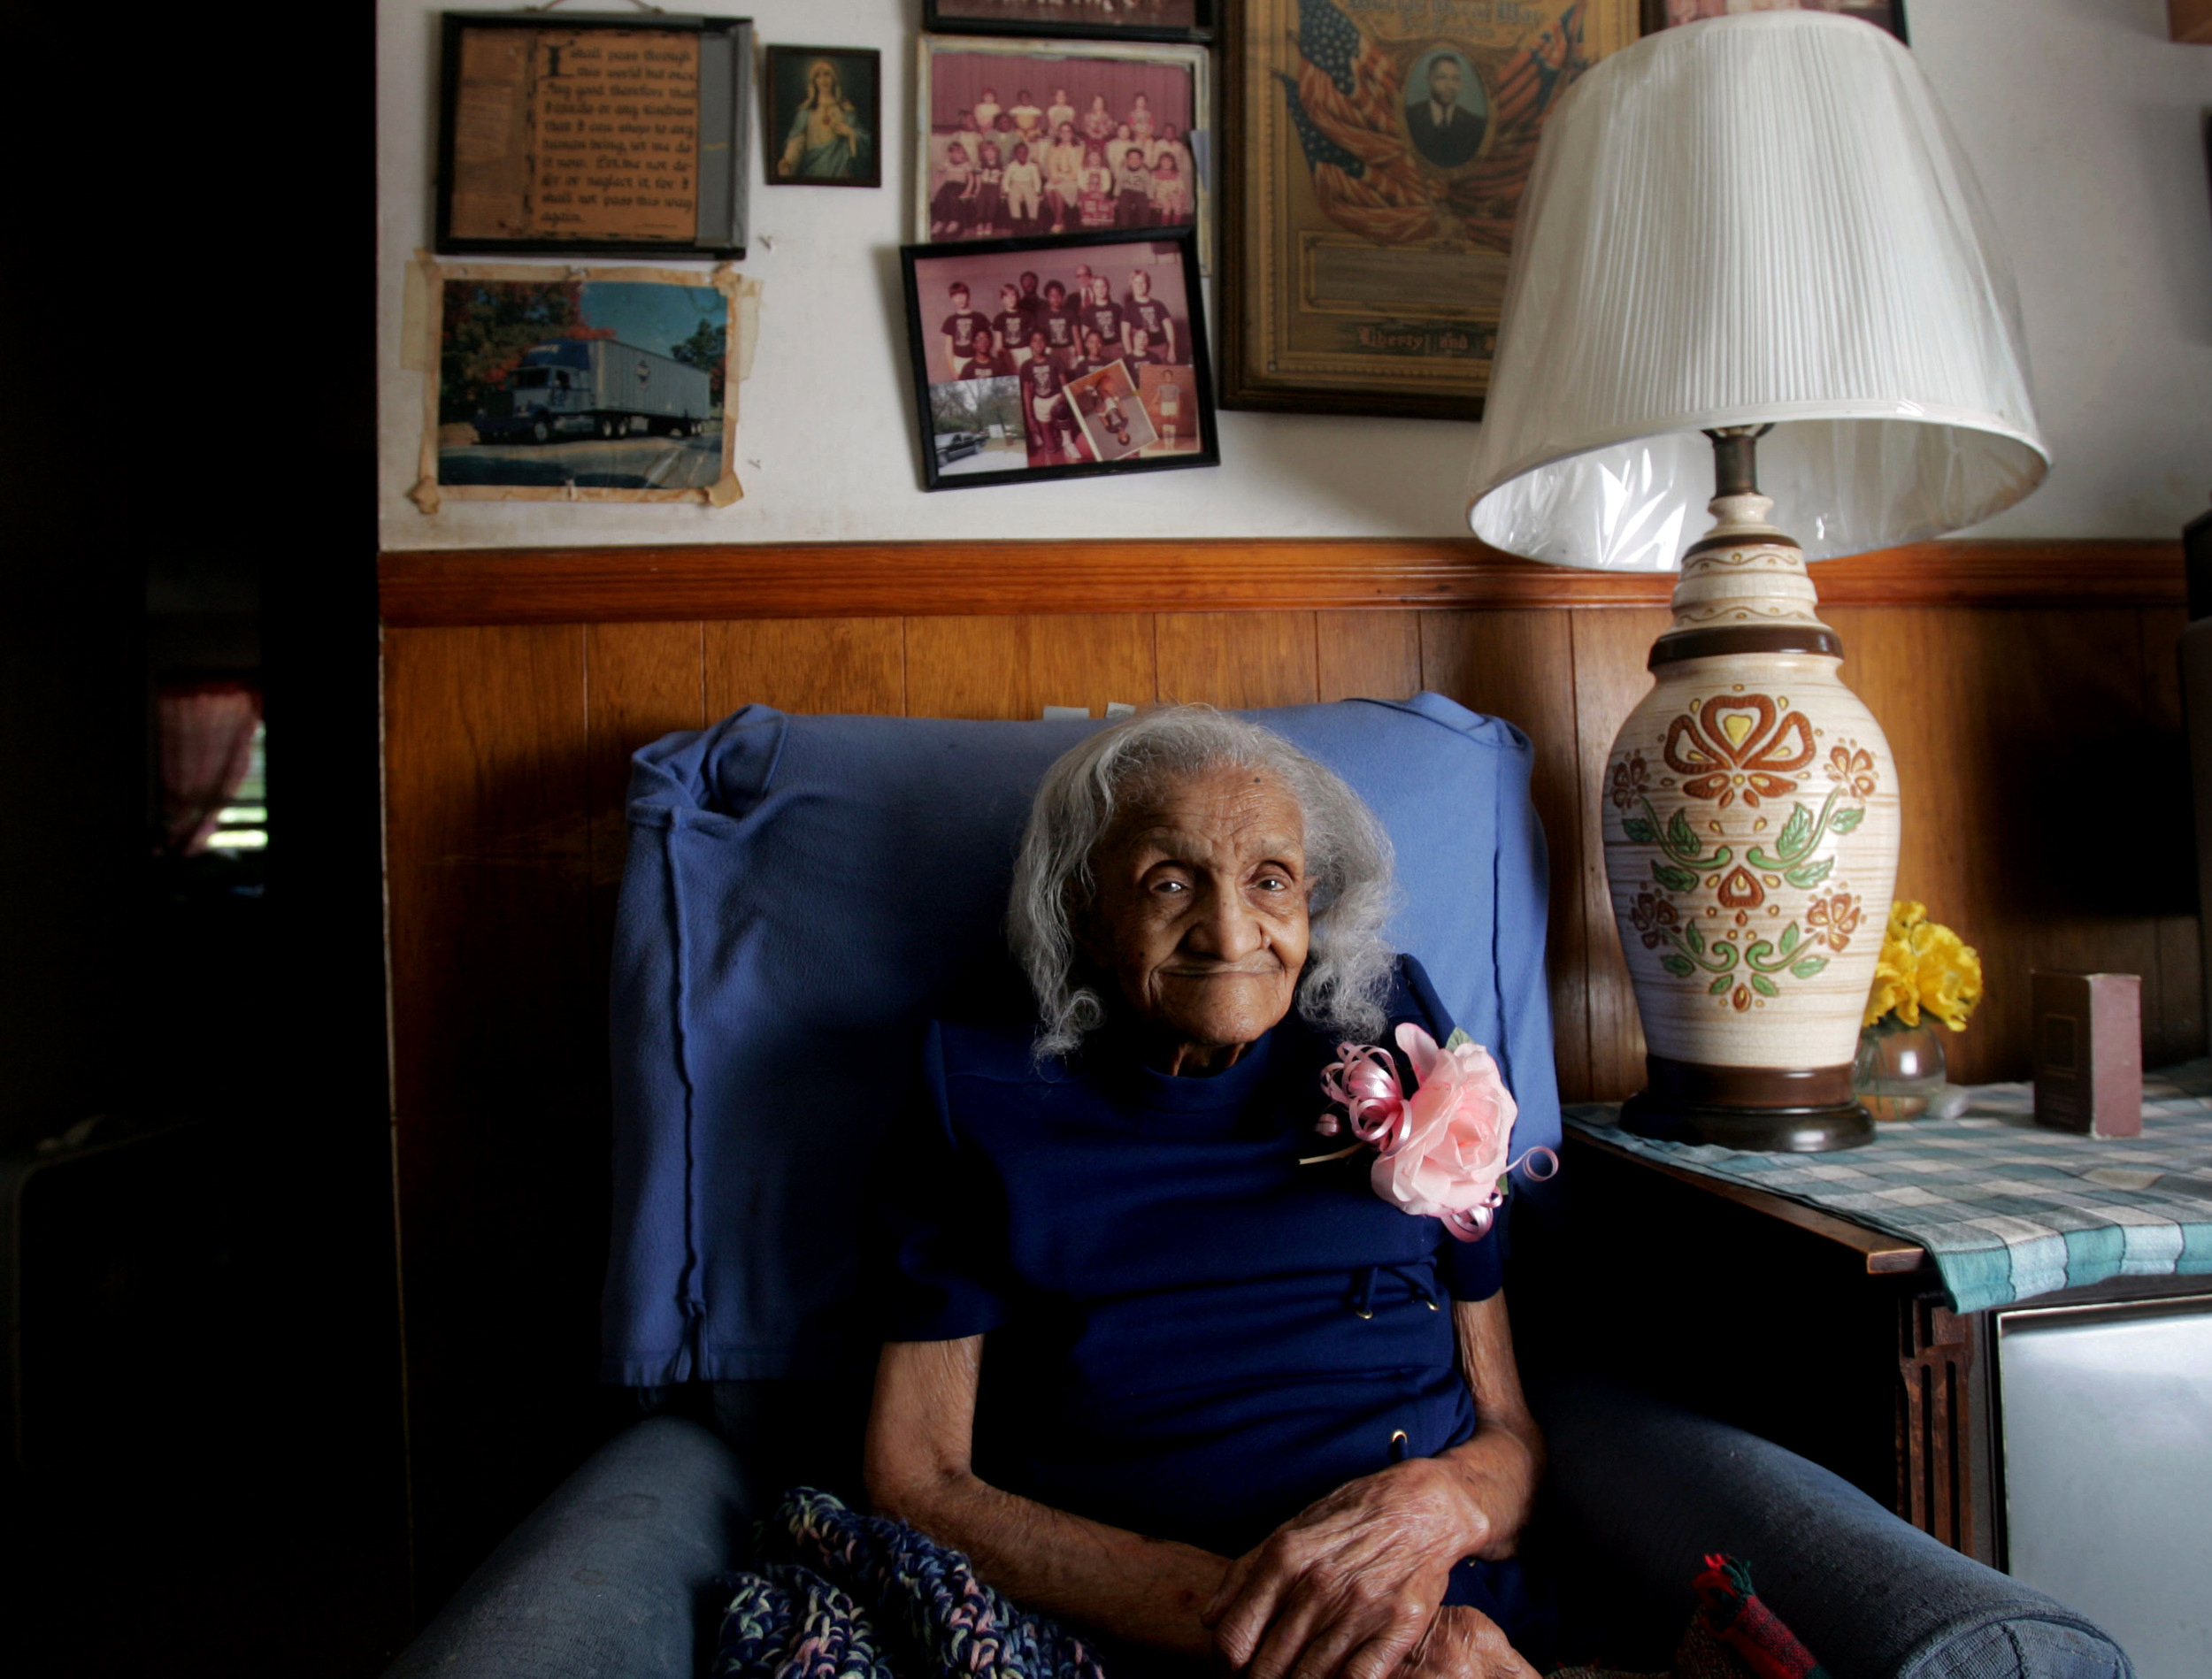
[764,45,881,187]
[1641,0,1906,40]
[918,34,1210,266]
[1220,0,1637,420]
[922,0,1213,45]
[901,226,1217,491]
[436,12,750,257]
[412,261,745,510]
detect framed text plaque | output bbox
[437,12,752,258]
[1221,0,1636,419]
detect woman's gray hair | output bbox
[1007,705,1396,1060]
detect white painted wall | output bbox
[376,0,2212,550]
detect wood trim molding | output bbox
[378,538,2183,626]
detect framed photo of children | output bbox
[922,1,1214,45]
[764,45,881,188]
[902,227,1219,491]
[1640,0,1906,40]
[917,34,1210,269]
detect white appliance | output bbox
[1997,1298,2212,1679]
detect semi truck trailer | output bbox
[473,339,715,444]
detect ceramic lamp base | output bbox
[1621,1054,1872,1151]
[1598,433,1899,1157]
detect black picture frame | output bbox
[921,0,1214,45]
[901,226,1220,492]
[1638,1,1907,42]
[435,12,751,258]
[764,45,883,188]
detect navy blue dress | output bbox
[876,955,1543,1650]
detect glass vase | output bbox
[1854,1015,1947,1122]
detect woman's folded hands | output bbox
[1201,1445,1540,1679]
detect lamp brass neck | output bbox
[1704,424,1771,500]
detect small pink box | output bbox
[2031,972,2143,1138]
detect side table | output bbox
[1525,1117,2212,1570]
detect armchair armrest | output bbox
[382,1415,750,1679]
[1532,1378,2131,1679]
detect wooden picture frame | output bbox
[1220,0,1639,420]
[1640,1,1907,41]
[436,12,751,258]
[916,34,1210,270]
[764,45,882,188]
[922,0,1215,45]
[902,226,1219,491]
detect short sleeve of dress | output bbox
[1434,1222,1504,1301]
[871,1022,1013,1342]
[1395,954,1506,1302]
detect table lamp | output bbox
[1466,12,2048,1151]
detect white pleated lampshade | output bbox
[1465,12,2048,572]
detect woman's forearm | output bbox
[874,1468,1229,1656]
[865,1338,1228,1655]
[1435,1419,1542,1560]
[1441,1293,1546,1560]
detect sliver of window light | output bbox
[205,722,268,853]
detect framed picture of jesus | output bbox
[1219,0,1638,419]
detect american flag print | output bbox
[1282,0,1592,251]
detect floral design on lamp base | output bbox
[1602,485,1900,1153]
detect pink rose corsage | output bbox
[1302,1025,1558,1240]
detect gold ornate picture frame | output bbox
[1220,0,1638,419]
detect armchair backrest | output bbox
[605,694,1557,1386]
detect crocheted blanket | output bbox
[713,1489,1109,1679]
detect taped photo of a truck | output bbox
[473,339,716,444]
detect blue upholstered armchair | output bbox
[383,698,2130,1679]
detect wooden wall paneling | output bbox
[902,615,1156,719]
[2139,607,2205,1065]
[1568,610,1675,1100]
[1827,607,2177,1085]
[378,539,2185,627]
[1317,610,1421,702]
[381,625,602,1606]
[586,624,707,900]
[1417,611,1592,1100]
[1156,612,1320,708]
[1820,610,1979,1074]
[704,617,906,718]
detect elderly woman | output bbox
[866,707,1548,1679]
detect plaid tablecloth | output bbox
[1563,1061,2212,1314]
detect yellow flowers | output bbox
[1863,901,1984,1031]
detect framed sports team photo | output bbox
[918,34,1210,268]
[764,45,881,187]
[1641,0,1907,40]
[901,226,1218,491]
[921,0,1214,45]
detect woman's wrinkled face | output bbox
[1084,766,1311,1067]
